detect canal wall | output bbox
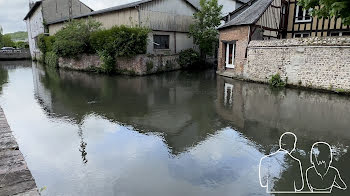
[0,49,31,60]
[58,54,181,76]
[244,37,350,92]
[0,107,39,195]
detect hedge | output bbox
[90,25,150,57]
[53,19,101,57]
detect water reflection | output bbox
[0,61,348,195]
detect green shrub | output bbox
[178,49,200,69]
[38,34,56,53]
[90,25,150,57]
[53,19,101,57]
[44,36,55,52]
[37,34,47,53]
[97,50,115,74]
[146,61,154,72]
[44,52,58,68]
[15,41,29,49]
[269,74,286,88]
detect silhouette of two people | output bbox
[259,132,347,193]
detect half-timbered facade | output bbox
[286,0,350,38]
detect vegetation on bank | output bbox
[269,74,286,88]
[6,31,28,41]
[178,49,203,69]
[0,31,29,49]
[38,19,150,73]
[189,0,222,58]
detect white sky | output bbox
[0,0,138,34]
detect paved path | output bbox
[0,108,39,196]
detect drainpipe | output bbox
[135,5,141,26]
[174,32,177,54]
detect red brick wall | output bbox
[218,25,250,77]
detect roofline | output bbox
[218,23,250,31]
[185,0,200,11]
[47,0,199,26]
[23,1,42,20]
[79,1,94,12]
[218,0,274,30]
[47,0,152,25]
[251,0,274,24]
[226,0,255,18]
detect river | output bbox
[0,60,349,195]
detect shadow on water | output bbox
[2,61,349,195]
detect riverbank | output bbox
[0,107,39,196]
[218,37,350,95]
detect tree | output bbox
[0,35,15,48]
[189,0,222,58]
[298,0,350,25]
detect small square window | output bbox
[154,35,169,50]
[294,33,310,38]
[330,32,340,37]
[341,32,350,36]
[295,5,312,23]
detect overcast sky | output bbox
[0,0,137,34]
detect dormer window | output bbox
[295,5,312,23]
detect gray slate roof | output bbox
[47,0,152,24]
[218,0,274,29]
[187,0,250,10]
[48,0,198,25]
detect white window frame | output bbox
[295,5,312,23]
[224,83,234,106]
[294,33,310,38]
[225,43,235,69]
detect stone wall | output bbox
[58,54,180,75]
[244,37,350,92]
[58,54,101,71]
[0,49,31,60]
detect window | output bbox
[294,33,310,38]
[225,43,235,69]
[295,5,312,22]
[330,31,350,36]
[153,35,169,49]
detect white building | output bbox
[24,0,93,59]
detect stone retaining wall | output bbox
[58,54,180,76]
[244,37,350,92]
[0,107,39,195]
[0,49,31,60]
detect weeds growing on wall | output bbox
[97,50,115,74]
[44,51,58,68]
[178,49,200,69]
[269,74,286,88]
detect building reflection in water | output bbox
[216,76,350,193]
[29,62,350,195]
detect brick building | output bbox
[217,0,285,77]
[217,0,350,78]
